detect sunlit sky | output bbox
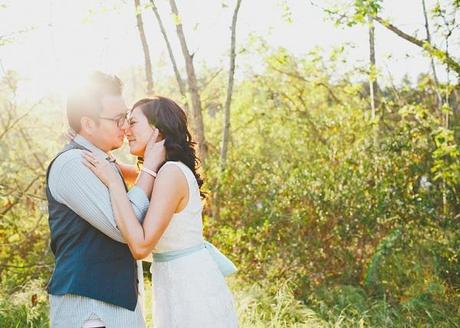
[0,0,458,101]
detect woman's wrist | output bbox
[107,178,125,190]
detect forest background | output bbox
[0,0,460,326]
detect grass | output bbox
[1,276,459,327]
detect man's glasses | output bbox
[98,113,127,127]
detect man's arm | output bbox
[48,150,152,243]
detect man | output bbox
[46,72,160,328]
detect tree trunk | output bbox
[421,0,442,109]
[149,0,187,100]
[220,0,243,170]
[368,15,377,120]
[168,0,207,162]
[134,0,154,95]
[374,15,460,77]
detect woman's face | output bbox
[125,106,156,156]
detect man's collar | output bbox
[73,134,111,160]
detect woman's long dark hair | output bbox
[132,96,205,198]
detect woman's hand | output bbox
[82,151,122,187]
[143,128,166,172]
[61,128,77,143]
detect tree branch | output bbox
[1,175,41,217]
[374,15,460,77]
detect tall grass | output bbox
[2,276,459,327]
[0,279,48,328]
[231,278,327,328]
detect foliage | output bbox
[0,279,48,328]
[0,71,64,293]
[1,30,460,328]
[203,46,460,326]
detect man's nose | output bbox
[121,119,129,131]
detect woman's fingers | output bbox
[82,152,97,166]
[81,151,106,168]
[80,151,117,188]
[82,150,94,159]
[82,157,96,173]
[66,128,77,141]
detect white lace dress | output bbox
[150,161,238,328]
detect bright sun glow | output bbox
[0,0,457,102]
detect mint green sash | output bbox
[152,241,237,277]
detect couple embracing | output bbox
[46,72,238,327]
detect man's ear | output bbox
[80,116,96,135]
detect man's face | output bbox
[92,95,128,151]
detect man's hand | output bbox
[144,128,166,172]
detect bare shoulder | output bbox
[156,162,188,187]
[152,162,188,203]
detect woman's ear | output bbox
[152,127,164,142]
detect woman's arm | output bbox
[106,164,187,259]
[81,130,176,258]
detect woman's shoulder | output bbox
[155,162,188,190]
[158,161,189,179]
[158,161,194,184]
[160,161,190,172]
[158,161,181,172]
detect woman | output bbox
[82,96,238,327]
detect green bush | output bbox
[0,280,48,328]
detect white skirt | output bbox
[150,248,238,328]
